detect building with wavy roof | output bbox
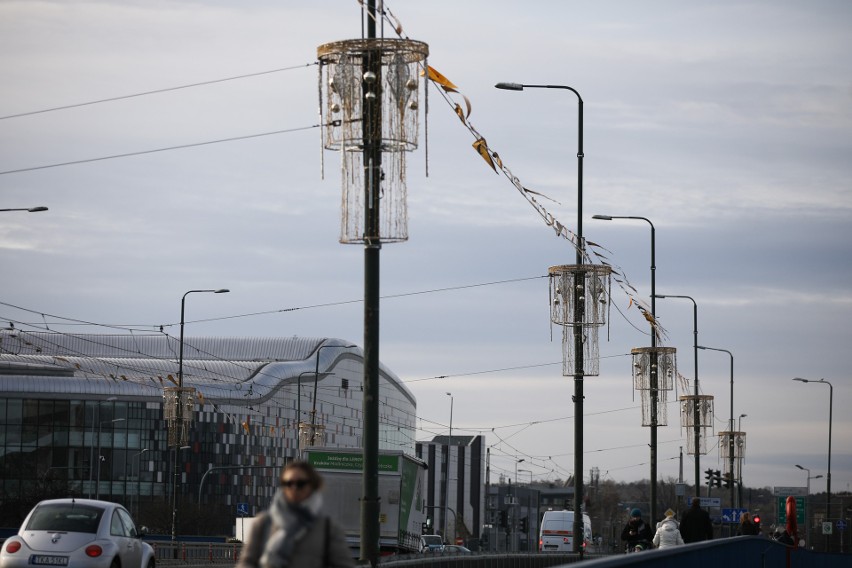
[0,330,416,536]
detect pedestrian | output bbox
[737,512,760,536]
[621,508,653,552]
[652,509,684,549]
[236,460,355,568]
[679,498,713,543]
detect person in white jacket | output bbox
[653,509,685,549]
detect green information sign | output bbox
[307,450,399,472]
[777,496,806,524]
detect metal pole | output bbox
[88,405,96,499]
[173,289,227,553]
[133,449,148,518]
[311,343,355,446]
[494,82,585,553]
[96,420,103,500]
[444,393,453,542]
[654,294,701,494]
[795,379,833,551]
[361,3,382,564]
[699,346,734,507]
[593,215,657,522]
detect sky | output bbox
[1,1,851,498]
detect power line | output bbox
[0,123,326,176]
[0,63,317,121]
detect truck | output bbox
[304,448,428,556]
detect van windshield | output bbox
[422,535,443,545]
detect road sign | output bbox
[822,522,833,535]
[776,496,805,524]
[237,502,249,516]
[688,496,721,508]
[773,486,808,497]
[837,519,847,530]
[721,508,748,523]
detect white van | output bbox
[539,510,592,552]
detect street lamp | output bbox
[444,392,453,541]
[654,293,703,493]
[514,458,525,552]
[594,214,660,523]
[170,445,191,554]
[698,346,736,507]
[132,449,149,518]
[173,288,227,554]
[178,289,229,391]
[95,418,125,500]
[0,206,48,212]
[795,464,823,547]
[88,397,116,499]
[309,343,356,447]
[496,81,586,554]
[793,377,833,551]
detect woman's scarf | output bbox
[259,490,323,568]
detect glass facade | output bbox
[0,333,416,536]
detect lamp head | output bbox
[495,82,524,91]
[28,206,48,212]
[792,377,808,383]
[214,289,229,294]
[592,214,613,221]
[795,464,805,471]
[814,474,824,479]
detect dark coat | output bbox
[679,506,713,543]
[737,520,760,536]
[621,517,653,547]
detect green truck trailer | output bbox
[304,448,428,555]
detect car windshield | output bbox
[26,503,104,534]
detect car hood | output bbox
[20,531,102,553]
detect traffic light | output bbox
[520,517,528,532]
[713,470,722,487]
[752,514,761,525]
[499,510,508,527]
[705,469,714,485]
[722,473,732,489]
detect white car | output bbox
[0,498,155,568]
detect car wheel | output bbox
[110,559,120,568]
[146,559,155,568]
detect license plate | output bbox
[30,555,69,566]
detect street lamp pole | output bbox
[514,458,525,553]
[310,343,355,448]
[654,294,701,494]
[296,371,318,456]
[444,392,453,542]
[96,418,124,500]
[0,206,48,212]
[594,214,658,523]
[88,397,116,499]
[793,377,833,551]
[170,445,190,552]
[132,448,148,518]
[795,464,823,547]
[174,288,228,553]
[698,346,735,507]
[495,81,585,553]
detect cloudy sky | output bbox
[2,1,851,497]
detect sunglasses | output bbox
[281,479,310,489]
